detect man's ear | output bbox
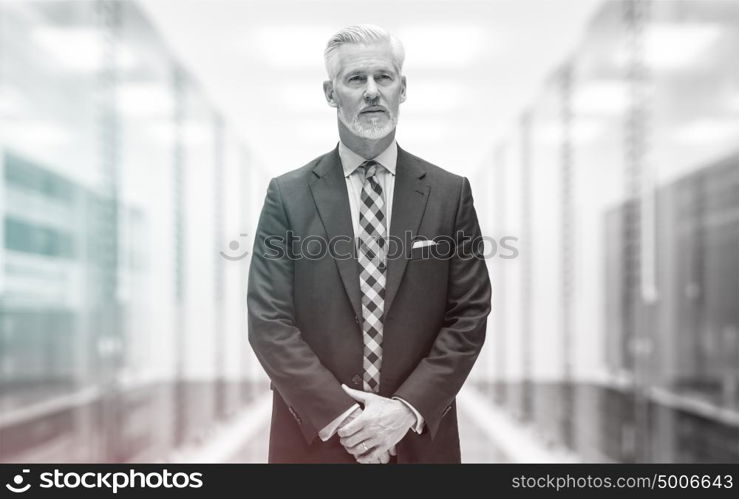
[323,80,338,108]
[400,75,407,103]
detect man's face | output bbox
[324,42,407,140]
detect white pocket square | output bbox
[412,240,437,249]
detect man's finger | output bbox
[337,412,367,438]
[340,428,373,449]
[345,436,381,457]
[346,443,369,458]
[341,384,371,404]
[344,437,375,458]
[379,451,390,464]
[356,446,386,464]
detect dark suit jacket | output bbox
[247,144,491,463]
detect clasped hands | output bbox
[337,384,415,464]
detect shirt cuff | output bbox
[393,397,425,434]
[318,403,360,441]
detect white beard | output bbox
[338,109,398,139]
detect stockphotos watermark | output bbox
[220,231,519,261]
[4,468,203,494]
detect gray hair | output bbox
[324,24,405,81]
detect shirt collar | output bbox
[339,139,397,178]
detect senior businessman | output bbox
[247,24,491,463]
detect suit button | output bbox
[352,374,362,386]
[354,315,360,324]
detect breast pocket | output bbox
[409,237,455,261]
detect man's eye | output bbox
[348,75,364,83]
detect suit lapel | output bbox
[308,145,430,322]
[309,147,363,320]
[384,146,430,316]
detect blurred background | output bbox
[0,0,737,463]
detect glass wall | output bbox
[647,0,739,463]
[573,5,631,463]
[478,0,739,462]
[0,0,260,463]
[0,0,104,462]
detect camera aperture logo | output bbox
[6,468,203,494]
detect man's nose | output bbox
[363,77,379,101]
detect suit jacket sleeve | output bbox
[247,178,356,444]
[392,176,492,439]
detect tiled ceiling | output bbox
[141,0,604,177]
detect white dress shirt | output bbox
[318,139,425,443]
[340,139,396,237]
